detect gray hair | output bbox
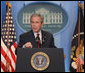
[30,13,44,23]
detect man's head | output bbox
[30,13,44,33]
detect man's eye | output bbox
[36,22,39,23]
[31,22,34,23]
[31,21,40,23]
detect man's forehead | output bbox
[31,16,41,18]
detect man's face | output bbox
[31,16,44,32]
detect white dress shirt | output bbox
[33,30,42,44]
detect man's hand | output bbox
[24,42,33,48]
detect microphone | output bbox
[36,37,39,43]
[41,36,46,48]
[42,36,46,44]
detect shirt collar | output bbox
[33,30,42,38]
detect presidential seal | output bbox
[31,52,50,71]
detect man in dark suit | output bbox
[18,13,56,48]
[16,14,67,58]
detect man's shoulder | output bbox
[20,30,32,37]
[42,30,53,36]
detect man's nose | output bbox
[32,23,36,26]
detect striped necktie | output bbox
[36,33,40,48]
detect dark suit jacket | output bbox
[18,30,55,48]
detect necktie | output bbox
[36,33,40,48]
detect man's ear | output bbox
[41,22,44,26]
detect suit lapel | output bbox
[42,30,47,47]
[29,30,38,48]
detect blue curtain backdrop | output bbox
[1,1,82,72]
